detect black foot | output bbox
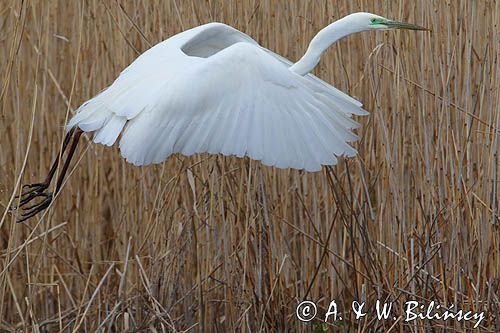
[17,183,48,205]
[15,183,53,223]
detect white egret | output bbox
[16,12,427,221]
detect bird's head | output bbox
[290,11,430,75]
[346,12,429,32]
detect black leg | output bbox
[16,127,83,222]
[20,127,75,196]
[55,128,82,193]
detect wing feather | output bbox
[93,116,127,146]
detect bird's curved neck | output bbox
[290,17,363,76]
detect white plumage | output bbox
[67,13,427,172]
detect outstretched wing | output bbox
[69,35,368,172]
[116,42,366,171]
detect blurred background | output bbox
[0,0,498,331]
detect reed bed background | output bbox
[0,0,498,331]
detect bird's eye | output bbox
[370,18,385,25]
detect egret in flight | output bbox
[16,12,428,221]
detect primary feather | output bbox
[67,22,368,172]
